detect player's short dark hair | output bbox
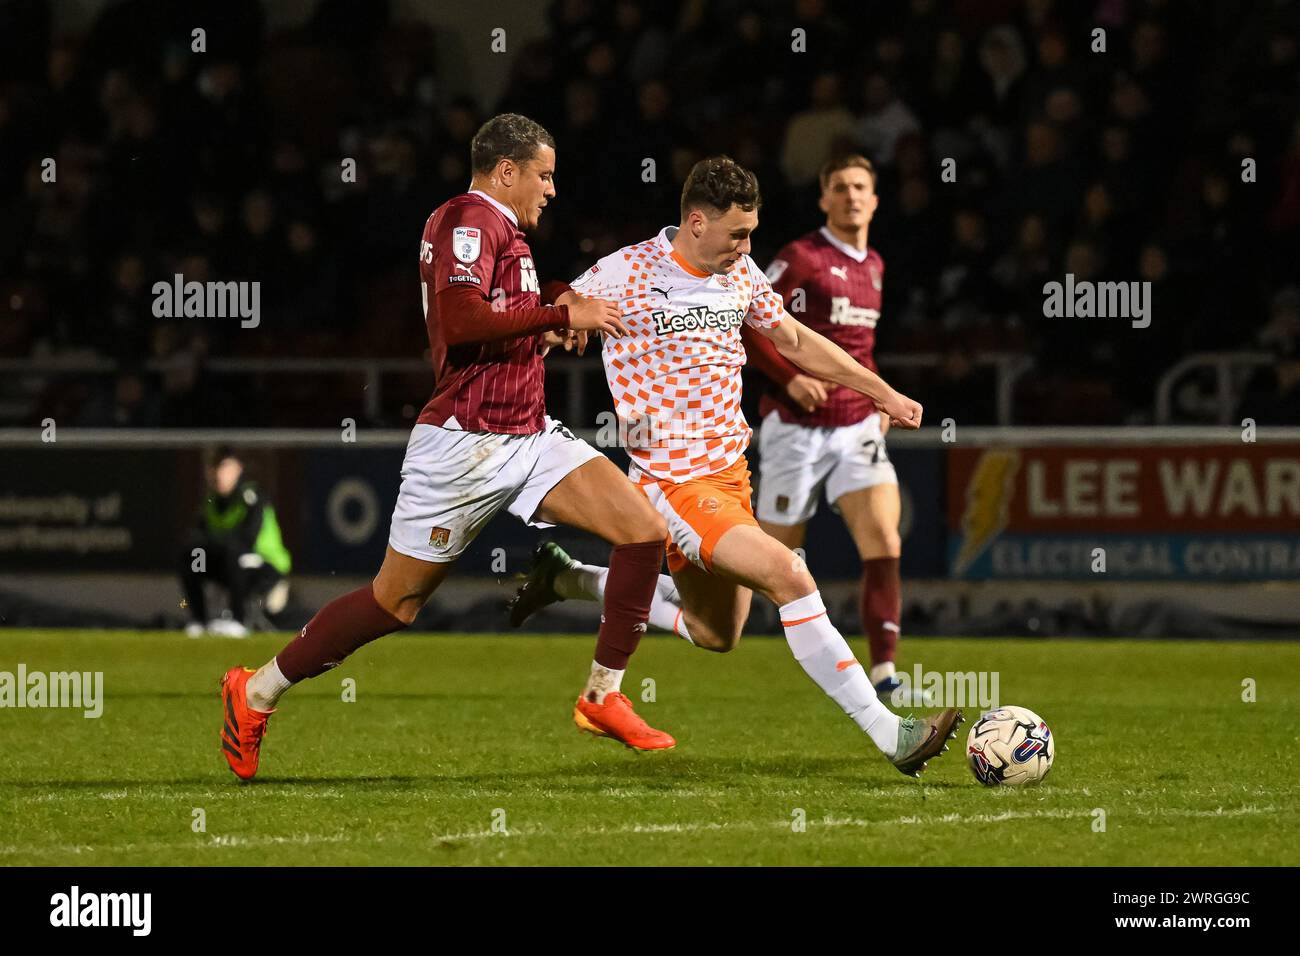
[470,113,555,174]
[819,154,877,191]
[680,156,762,219]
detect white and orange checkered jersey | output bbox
[569,226,785,483]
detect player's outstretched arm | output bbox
[756,313,923,428]
[740,324,828,413]
[437,284,572,345]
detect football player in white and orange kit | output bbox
[511,157,961,775]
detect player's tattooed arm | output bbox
[757,313,923,428]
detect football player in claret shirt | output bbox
[217,114,677,781]
[742,154,909,701]
[512,157,962,776]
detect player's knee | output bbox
[613,509,667,545]
[690,621,741,653]
[767,553,817,608]
[860,525,901,558]
[372,579,427,625]
[385,595,423,626]
[644,511,669,542]
[714,630,742,653]
[876,528,901,556]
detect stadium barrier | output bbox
[0,351,1032,426]
[5,349,1272,427]
[1153,351,1276,424]
[1,426,1297,636]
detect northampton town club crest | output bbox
[429,526,451,550]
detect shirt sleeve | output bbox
[742,256,784,329]
[425,202,499,297]
[568,257,622,299]
[423,204,569,346]
[436,285,569,346]
[540,279,572,305]
[741,323,801,388]
[765,243,803,305]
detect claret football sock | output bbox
[861,557,901,667]
[780,590,901,756]
[273,585,407,686]
[557,563,692,642]
[592,540,661,677]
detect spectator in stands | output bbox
[781,72,856,189]
[75,368,161,427]
[855,71,922,168]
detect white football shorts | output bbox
[388,416,602,562]
[755,410,897,526]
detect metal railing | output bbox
[1154,352,1276,425]
[4,425,1298,448]
[0,351,1036,426]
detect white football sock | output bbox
[246,657,292,712]
[780,591,900,756]
[554,562,606,601]
[557,563,692,643]
[583,660,625,704]
[653,574,693,644]
[869,661,896,686]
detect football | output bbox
[966,706,1055,787]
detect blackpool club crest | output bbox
[452,226,481,264]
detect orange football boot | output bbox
[220,666,273,780]
[573,691,676,751]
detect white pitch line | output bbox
[0,805,1282,857]
[423,804,1281,843]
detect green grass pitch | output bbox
[2,629,1296,866]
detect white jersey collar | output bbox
[819,226,869,263]
[469,189,519,227]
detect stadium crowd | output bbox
[1,0,1297,427]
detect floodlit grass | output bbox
[2,630,1296,866]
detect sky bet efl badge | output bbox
[453,226,480,263]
